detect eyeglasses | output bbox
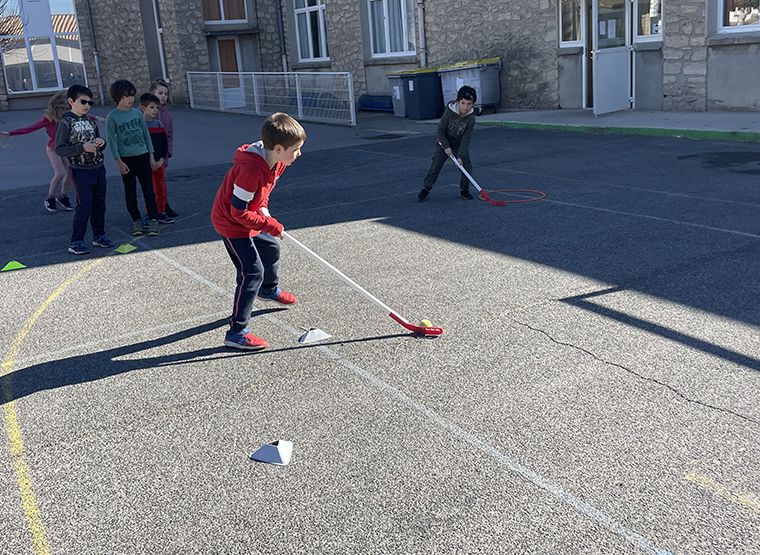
[78,99,95,106]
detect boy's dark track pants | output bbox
[222,233,281,332]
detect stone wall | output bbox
[321,0,367,99]
[662,0,707,110]
[424,0,559,109]
[259,0,285,72]
[156,0,211,104]
[288,0,559,110]
[74,0,152,105]
[274,0,367,102]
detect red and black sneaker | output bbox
[258,287,297,305]
[224,328,268,351]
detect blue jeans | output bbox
[70,166,107,243]
[222,233,281,332]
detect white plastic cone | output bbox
[298,328,331,343]
[249,440,293,466]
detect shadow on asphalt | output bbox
[2,318,228,405]
[2,127,760,377]
[563,287,760,372]
[161,332,421,370]
[1,309,435,403]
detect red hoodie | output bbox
[211,142,285,238]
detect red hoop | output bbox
[479,189,546,206]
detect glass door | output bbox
[592,0,631,115]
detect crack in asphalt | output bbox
[510,317,759,427]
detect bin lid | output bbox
[437,57,502,72]
[387,67,439,76]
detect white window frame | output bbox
[367,0,415,58]
[204,0,248,25]
[558,0,584,47]
[634,0,663,42]
[717,0,760,33]
[0,1,87,94]
[294,0,329,61]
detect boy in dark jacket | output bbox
[211,113,306,351]
[55,84,113,255]
[140,92,174,224]
[418,85,477,201]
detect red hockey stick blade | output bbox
[479,190,508,207]
[389,312,444,336]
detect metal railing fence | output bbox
[187,71,356,127]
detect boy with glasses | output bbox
[54,84,113,255]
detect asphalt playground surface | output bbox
[1,110,759,554]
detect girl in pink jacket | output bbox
[0,91,76,212]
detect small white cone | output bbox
[298,328,331,344]
[249,440,293,466]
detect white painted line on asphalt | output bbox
[129,232,673,555]
[495,166,760,209]
[544,198,760,240]
[175,188,760,244]
[316,345,674,555]
[13,310,229,368]
[150,192,416,237]
[354,147,760,209]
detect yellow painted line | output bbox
[2,258,104,555]
[685,471,760,515]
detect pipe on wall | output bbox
[83,0,105,105]
[151,0,168,81]
[274,0,288,72]
[417,0,427,67]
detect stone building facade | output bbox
[2,0,760,112]
[273,0,760,113]
[424,0,560,108]
[278,0,560,110]
[0,0,275,109]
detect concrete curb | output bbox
[480,120,760,143]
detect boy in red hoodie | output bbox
[211,113,306,350]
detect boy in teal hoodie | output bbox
[107,79,161,237]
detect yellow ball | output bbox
[420,319,433,327]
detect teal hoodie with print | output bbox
[106,107,153,159]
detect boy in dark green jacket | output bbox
[418,85,477,201]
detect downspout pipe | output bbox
[417,0,427,67]
[274,0,288,72]
[84,0,105,105]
